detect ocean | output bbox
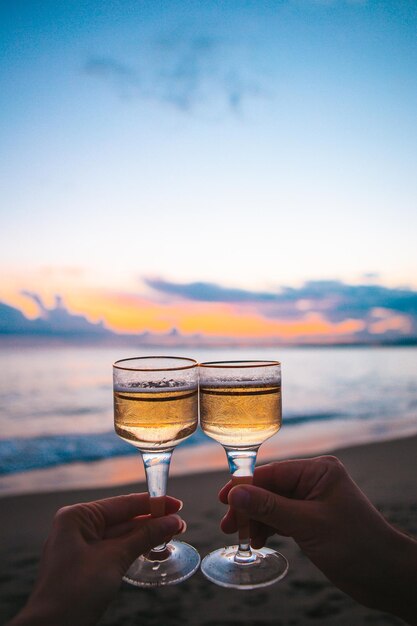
[0,344,416,492]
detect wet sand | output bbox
[1,434,416,625]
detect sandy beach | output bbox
[1,434,416,626]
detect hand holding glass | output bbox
[199,360,288,589]
[113,356,200,586]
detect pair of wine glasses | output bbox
[113,356,288,590]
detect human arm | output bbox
[220,456,417,625]
[9,493,185,626]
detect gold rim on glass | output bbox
[199,360,281,368]
[113,356,198,372]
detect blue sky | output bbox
[1,0,416,341]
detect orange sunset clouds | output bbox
[1,275,415,345]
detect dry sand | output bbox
[1,435,416,626]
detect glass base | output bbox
[123,540,200,587]
[201,545,289,589]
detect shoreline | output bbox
[1,419,417,497]
[0,434,416,625]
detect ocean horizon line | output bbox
[1,334,417,348]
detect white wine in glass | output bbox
[199,360,288,589]
[114,386,198,449]
[113,356,200,587]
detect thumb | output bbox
[120,514,185,566]
[228,485,309,537]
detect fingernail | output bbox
[168,497,183,511]
[178,519,187,535]
[229,487,250,510]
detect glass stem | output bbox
[142,450,173,553]
[225,447,258,563]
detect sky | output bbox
[1,0,416,343]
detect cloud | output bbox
[0,293,110,336]
[286,281,417,322]
[145,277,277,302]
[3,280,416,344]
[83,33,265,113]
[84,57,139,100]
[84,58,135,79]
[0,302,35,334]
[145,277,417,337]
[20,290,49,318]
[146,277,417,313]
[361,272,380,281]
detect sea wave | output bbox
[0,412,357,475]
[0,429,210,475]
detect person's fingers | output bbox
[95,494,183,525]
[218,463,314,533]
[249,520,276,547]
[90,494,152,525]
[105,519,144,539]
[253,457,346,499]
[164,496,183,515]
[104,497,182,539]
[58,494,183,529]
[251,531,268,549]
[228,485,310,536]
[220,507,276,548]
[219,458,331,504]
[220,507,237,534]
[119,514,186,565]
[250,521,278,549]
[106,513,181,540]
[219,460,315,503]
[219,480,233,505]
[253,461,312,496]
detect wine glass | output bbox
[199,360,288,589]
[113,356,200,586]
